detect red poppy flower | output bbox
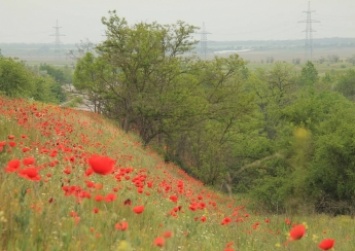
[318,238,335,250]
[289,224,306,240]
[88,154,115,175]
[163,231,173,238]
[5,159,21,173]
[22,147,31,153]
[133,205,145,214]
[85,180,95,188]
[169,195,178,203]
[105,193,116,202]
[8,141,16,147]
[85,168,94,177]
[18,167,41,181]
[23,157,35,166]
[252,222,260,230]
[95,195,104,202]
[8,135,15,140]
[224,241,234,251]
[153,237,165,247]
[115,221,128,231]
[221,217,232,225]
[63,167,71,175]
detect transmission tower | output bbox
[198,23,211,59]
[50,20,65,53]
[299,1,319,60]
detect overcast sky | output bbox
[0,0,354,44]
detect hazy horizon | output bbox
[1,0,355,44]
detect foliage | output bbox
[39,64,71,84]
[1,97,354,251]
[334,69,355,101]
[73,14,355,215]
[73,12,257,186]
[0,57,34,97]
[250,88,355,214]
[0,57,64,103]
[299,61,319,86]
[309,96,355,214]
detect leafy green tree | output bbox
[299,61,319,86]
[31,75,59,103]
[249,63,297,142]
[39,64,71,84]
[171,55,255,185]
[334,69,355,101]
[39,64,69,102]
[0,57,34,97]
[94,11,198,144]
[266,62,297,106]
[248,88,355,213]
[73,52,115,113]
[74,13,259,186]
[0,56,63,103]
[307,93,355,214]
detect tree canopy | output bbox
[73,12,355,215]
[0,57,66,103]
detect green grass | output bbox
[0,96,353,251]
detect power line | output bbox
[50,20,65,52]
[196,22,211,59]
[299,1,319,60]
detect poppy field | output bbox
[0,96,354,251]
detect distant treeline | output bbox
[1,37,355,60]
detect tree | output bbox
[93,11,198,144]
[168,55,255,185]
[299,61,319,86]
[307,93,355,214]
[73,52,114,113]
[249,62,297,140]
[266,62,296,106]
[334,69,355,101]
[31,75,60,103]
[74,13,258,186]
[0,57,34,97]
[0,56,63,103]
[39,64,70,84]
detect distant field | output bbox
[217,47,355,63]
[1,42,354,72]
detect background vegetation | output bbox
[71,12,355,215]
[0,55,67,103]
[2,12,355,215]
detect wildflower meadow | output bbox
[0,96,354,250]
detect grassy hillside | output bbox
[0,96,353,251]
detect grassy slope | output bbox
[0,96,353,251]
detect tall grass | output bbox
[0,96,353,250]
